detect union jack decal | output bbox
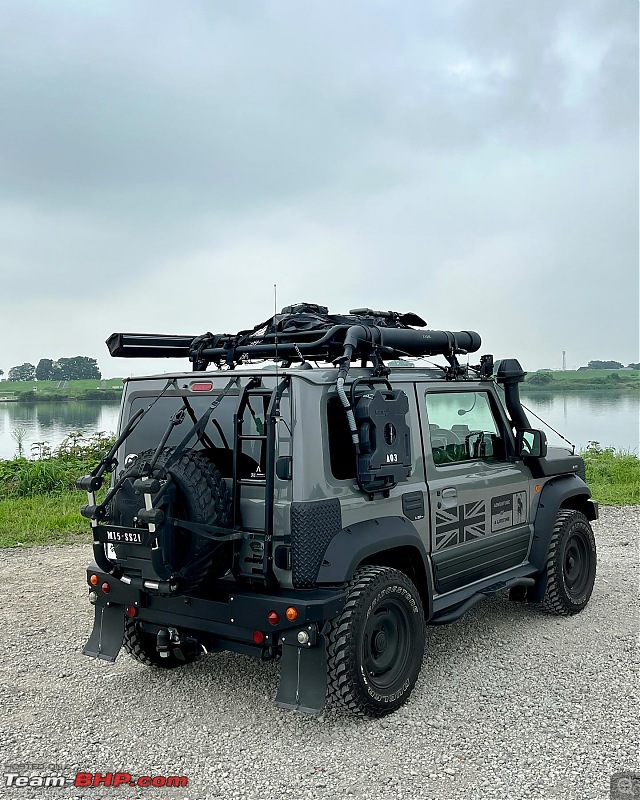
[435,501,486,550]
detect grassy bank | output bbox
[581,443,640,505]
[0,378,123,402]
[0,492,90,546]
[523,369,639,392]
[0,439,638,547]
[0,432,113,547]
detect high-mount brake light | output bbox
[267,611,280,625]
[89,574,99,586]
[190,382,213,392]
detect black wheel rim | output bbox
[563,530,591,598]
[362,599,411,691]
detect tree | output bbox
[586,360,624,370]
[53,356,101,380]
[8,363,36,381]
[35,358,55,381]
[628,363,640,370]
[527,372,553,386]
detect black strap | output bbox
[159,377,239,473]
[167,518,244,542]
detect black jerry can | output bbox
[355,390,411,490]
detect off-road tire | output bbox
[327,566,425,717]
[114,448,232,593]
[541,510,596,615]
[123,616,198,668]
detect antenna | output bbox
[274,284,279,384]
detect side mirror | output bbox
[516,428,548,458]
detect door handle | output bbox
[441,488,457,499]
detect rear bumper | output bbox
[83,562,345,661]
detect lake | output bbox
[0,391,637,461]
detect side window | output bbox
[327,396,356,479]
[425,391,505,466]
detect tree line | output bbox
[4,357,101,382]
[580,360,640,370]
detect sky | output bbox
[0,0,638,379]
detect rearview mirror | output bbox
[516,428,548,458]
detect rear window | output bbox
[121,393,268,479]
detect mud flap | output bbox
[83,604,125,662]
[275,634,327,715]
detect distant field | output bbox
[0,378,124,402]
[1,371,638,399]
[523,369,639,391]
[0,378,123,393]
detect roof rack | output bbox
[107,302,481,373]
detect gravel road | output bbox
[1,506,638,800]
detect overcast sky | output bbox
[0,0,637,378]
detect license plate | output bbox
[95,525,149,546]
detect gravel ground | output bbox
[1,506,638,800]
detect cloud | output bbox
[0,0,637,377]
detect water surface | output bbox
[0,390,637,461]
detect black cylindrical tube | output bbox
[503,383,530,430]
[376,328,481,356]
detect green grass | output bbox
[0,432,114,498]
[0,378,124,402]
[0,432,113,546]
[0,492,91,547]
[523,369,640,392]
[582,444,640,505]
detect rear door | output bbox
[422,386,533,595]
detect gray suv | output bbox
[79,304,597,717]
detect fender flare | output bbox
[527,475,597,602]
[315,516,434,618]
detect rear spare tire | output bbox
[112,447,232,593]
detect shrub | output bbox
[582,442,640,505]
[527,372,553,386]
[0,431,115,500]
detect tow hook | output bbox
[156,627,198,661]
[156,628,170,658]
